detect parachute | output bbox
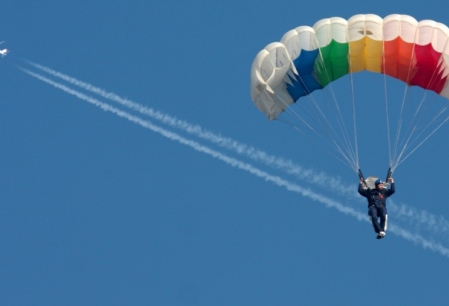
[250,14,449,173]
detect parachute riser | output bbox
[358,168,367,188]
[385,167,392,181]
[383,167,393,188]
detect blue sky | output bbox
[2,1,449,305]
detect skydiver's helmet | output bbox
[375,179,382,186]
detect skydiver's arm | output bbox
[387,177,395,196]
[358,180,368,197]
[388,182,395,195]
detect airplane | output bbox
[0,41,8,57]
[0,49,8,57]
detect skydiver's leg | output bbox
[368,206,382,233]
[379,206,388,232]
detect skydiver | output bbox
[358,177,395,239]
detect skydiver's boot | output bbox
[376,231,386,239]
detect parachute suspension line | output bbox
[302,88,360,171]
[320,80,359,168]
[393,102,449,169]
[347,46,360,171]
[292,72,355,155]
[313,39,358,169]
[348,79,359,170]
[381,41,393,168]
[271,90,352,162]
[328,134,359,171]
[273,91,358,170]
[283,73,335,134]
[391,35,449,171]
[391,36,418,168]
[277,115,355,169]
[391,84,408,164]
[390,30,441,170]
[277,55,359,169]
[313,87,356,159]
[391,86,430,170]
[395,31,449,172]
[287,123,358,171]
[403,37,449,139]
[394,85,433,158]
[391,67,449,170]
[383,72,393,167]
[269,91,322,134]
[391,78,411,164]
[311,47,349,139]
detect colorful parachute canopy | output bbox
[250,14,449,120]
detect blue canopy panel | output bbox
[286,49,322,101]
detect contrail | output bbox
[24,60,346,191]
[24,60,449,240]
[389,199,449,240]
[19,67,449,258]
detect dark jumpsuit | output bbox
[358,182,395,233]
